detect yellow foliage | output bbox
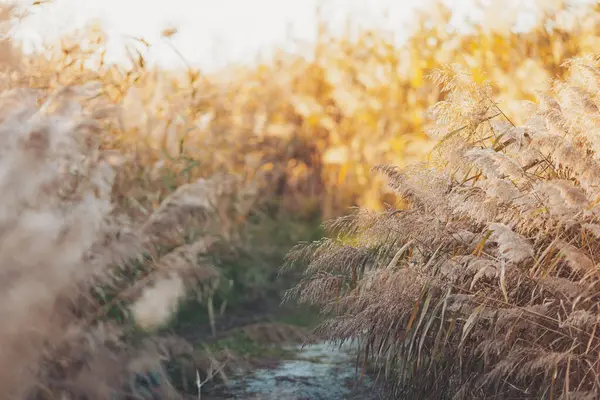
[7,1,600,219]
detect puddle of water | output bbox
[220,341,379,400]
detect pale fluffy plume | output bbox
[0,87,120,398]
[0,85,226,396]
[488,223,534,264]
[288,61,600,398]
[465,148,524,180]
[131,273,186,330]
[482,177,520,204]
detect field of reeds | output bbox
[3,0,600,398]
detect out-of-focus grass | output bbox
[201,331,298,361]
[13,1,600,222]
[168,211,324,337]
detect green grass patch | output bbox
[272,304,323,330]
[201,331,298,360]
[167,211,324,337]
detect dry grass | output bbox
[0,84,239,398]
[286,58,600,398]
[10,1,600,220]
[0,13,252,395]
[0,0,600,399]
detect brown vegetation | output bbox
[287,59,600,398]
[2,0,600,398]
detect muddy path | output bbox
[167,300,389,399]
[202,341,388,400]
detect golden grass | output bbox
[10,1,600,220]
[0,1,599,398]
[285,46,600,400]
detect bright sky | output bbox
[5,0,594,71]
[10,0,428,70]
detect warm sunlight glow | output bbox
[13,0,424,70]
[2,0,600,398]
[10,0,578,71]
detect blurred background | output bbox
[10,0,563,70]
[6,0,597,219]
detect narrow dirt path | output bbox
[203,341,388,399]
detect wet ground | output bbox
[204,341,387,400]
